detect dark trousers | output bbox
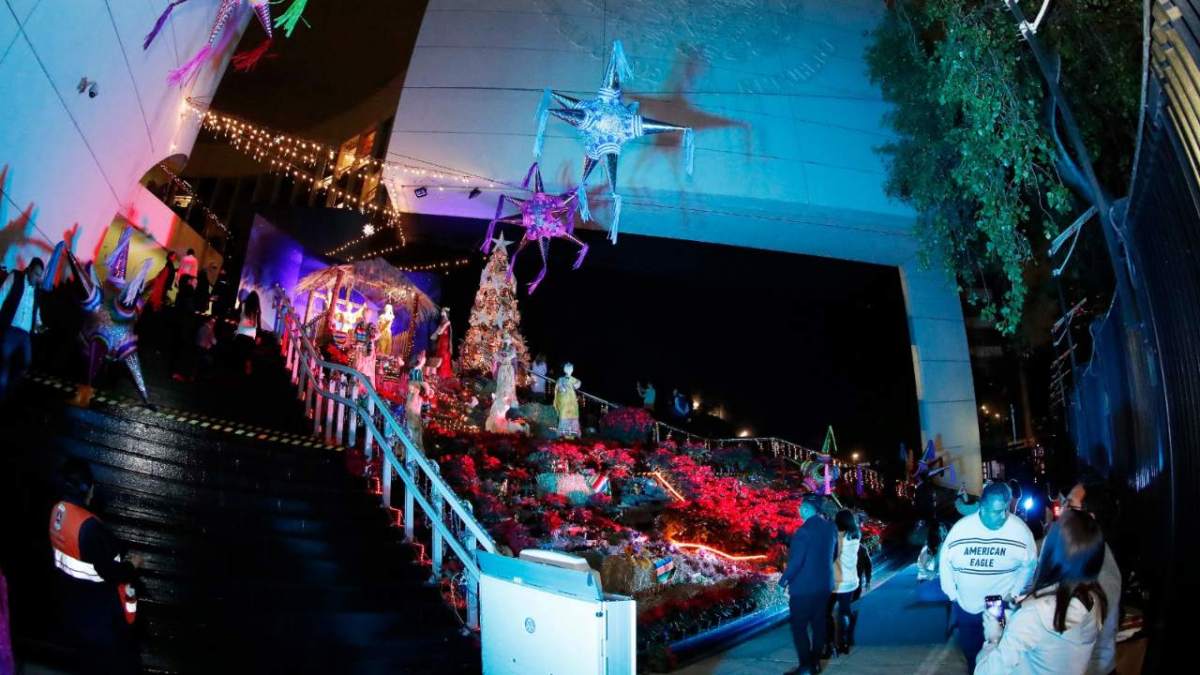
[827,591,854,650]
[0,327,32,399]
[953,601,984,673]
[789,593,827,672]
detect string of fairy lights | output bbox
[160,156,473,273]
[156,163,229,234]
[183,99,406,249]
[182,99,525,262]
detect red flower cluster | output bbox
[599,406,656,444]
[651,451,804,553]
[638,583,750,626]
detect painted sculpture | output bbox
[64,228,154,408]
[533,40,694,243]
[481,163,588,293]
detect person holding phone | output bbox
[974,509,1108,674]
[940,482,1038,672]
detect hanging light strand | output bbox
[156,163,230,234]
[183,100,406,247]
[183,99,508,190]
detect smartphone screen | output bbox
[985,595,1005,624]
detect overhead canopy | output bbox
[296,257,439,321]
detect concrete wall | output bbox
[0,0,247,266]
[385,0,982,489]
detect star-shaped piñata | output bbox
[482,163,588,294]
[533,40,694,243]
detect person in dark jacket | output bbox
[49,459,142,673]
[780,493,838,675]
[0,257,44,400]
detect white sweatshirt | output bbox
[833,533,861,594]
[940,512,1037,614]
[975,586,1103,675]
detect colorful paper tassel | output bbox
[575,184,590,222]
[683,128,695,176]
[167,44,213,86]
[232,37,273,71]
[533,88,552,158]
[609,193,622,243]
[144,0,191,50]
[274,0,309,38]
[611,40,632,83]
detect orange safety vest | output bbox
[48,501,138,623]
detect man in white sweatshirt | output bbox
[940,481,1037,672]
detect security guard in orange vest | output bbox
[49,459,142,673]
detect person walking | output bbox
[828,509,862,656]
[49,459,142,674]
[235,291,263,376]
[0,257,44,401]
[146,250,177,313]
[1067,479,1121,675]
[975,509,1108,675]
[940,481,1038,672]
[780,494,837,675]
[177,248,198,286]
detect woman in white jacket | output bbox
[827,509,863,656]
[975,509,1108,675]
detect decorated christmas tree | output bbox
[458,235,532,381]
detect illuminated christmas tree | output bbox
[458,235,531,380]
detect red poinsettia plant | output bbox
[599,406,656,444]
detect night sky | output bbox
[198,1,923,469]
[438,221,922,463]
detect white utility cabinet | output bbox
[479,549,635,675]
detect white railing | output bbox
[276,298,495,631]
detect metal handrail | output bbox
[275,297,495,630]
[526,372,883,484]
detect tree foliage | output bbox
[866,0,1140,334]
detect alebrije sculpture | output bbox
[63,227,155,408]
[533,40,695,243]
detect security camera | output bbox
[88,82,98,98]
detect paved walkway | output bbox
[679,564,966,675]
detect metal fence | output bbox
[1061,1,1200,667]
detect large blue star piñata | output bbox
[533,40,694,243]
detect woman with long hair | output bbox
[235,291,262,376]
[825,509,862,656]
[975,508,1108,674]
[917,520,945,583]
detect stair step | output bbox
[3,352,479,674]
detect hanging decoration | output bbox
[273,0,311,38]
[183,102,504,191]
[155,163,229,234]
[143,0,192,50]
[187,104,405,245]
[481,163,588,293]
[152,0,295,85]
[533,40,695,243]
